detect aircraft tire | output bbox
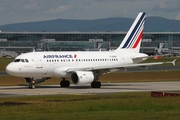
[91,81,101,88]
[65,80,70,87]
[32,84,35,89]
[29,84,35,89]
[60,80,70,87]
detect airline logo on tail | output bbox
[122,30,143,49]
[118,12,146,51]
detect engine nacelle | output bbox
[24,77,49,84]
[71,71,94,85]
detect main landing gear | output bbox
[91,81,101,88]
[60,78,101,88]
[60,78,70,87]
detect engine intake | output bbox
[71,71,94,85]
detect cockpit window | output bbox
[25,59,29,63]
[13,58,29,63]
[21,59,25,62]
[13,59,20,62]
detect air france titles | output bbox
[44,54,73,59]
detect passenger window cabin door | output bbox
[35,55,43,68]
[118,53,125,65]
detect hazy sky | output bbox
[0,0,180,25]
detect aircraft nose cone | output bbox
[6,64,15,76]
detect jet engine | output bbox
[24,77,50,84]
[71,71,94,85]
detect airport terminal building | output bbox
[0,31,180,56]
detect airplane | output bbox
[6,12,175,89]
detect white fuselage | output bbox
[6,51,146,78]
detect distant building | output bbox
[0,31,179,55]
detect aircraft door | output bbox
[35,55,43,68]
[118,53,125,64]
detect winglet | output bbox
[172,59,176,66]
[164,59,176,66]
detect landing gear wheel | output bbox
[29,84,35,89]
[60,80,70,88]
[32,84,35,89]
[91,81,101,88]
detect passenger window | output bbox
[25,59,29,63]
[21,59,25,62]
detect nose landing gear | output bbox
[29,80,35,89]
[29,84,35,89]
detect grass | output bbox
[0,57,13,71]
[100,71,180,82]
[0,93,180,120]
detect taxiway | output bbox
[0,82,180,97]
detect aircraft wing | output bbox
[66,59,176,72]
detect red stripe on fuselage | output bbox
[132,31,143,48]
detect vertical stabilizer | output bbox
[115,12,146,53]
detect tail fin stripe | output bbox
[122,17,145,48]
[121,13,145,48]
[132,30,143,48]
[115,12,146,53]
[127,19,144,48]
